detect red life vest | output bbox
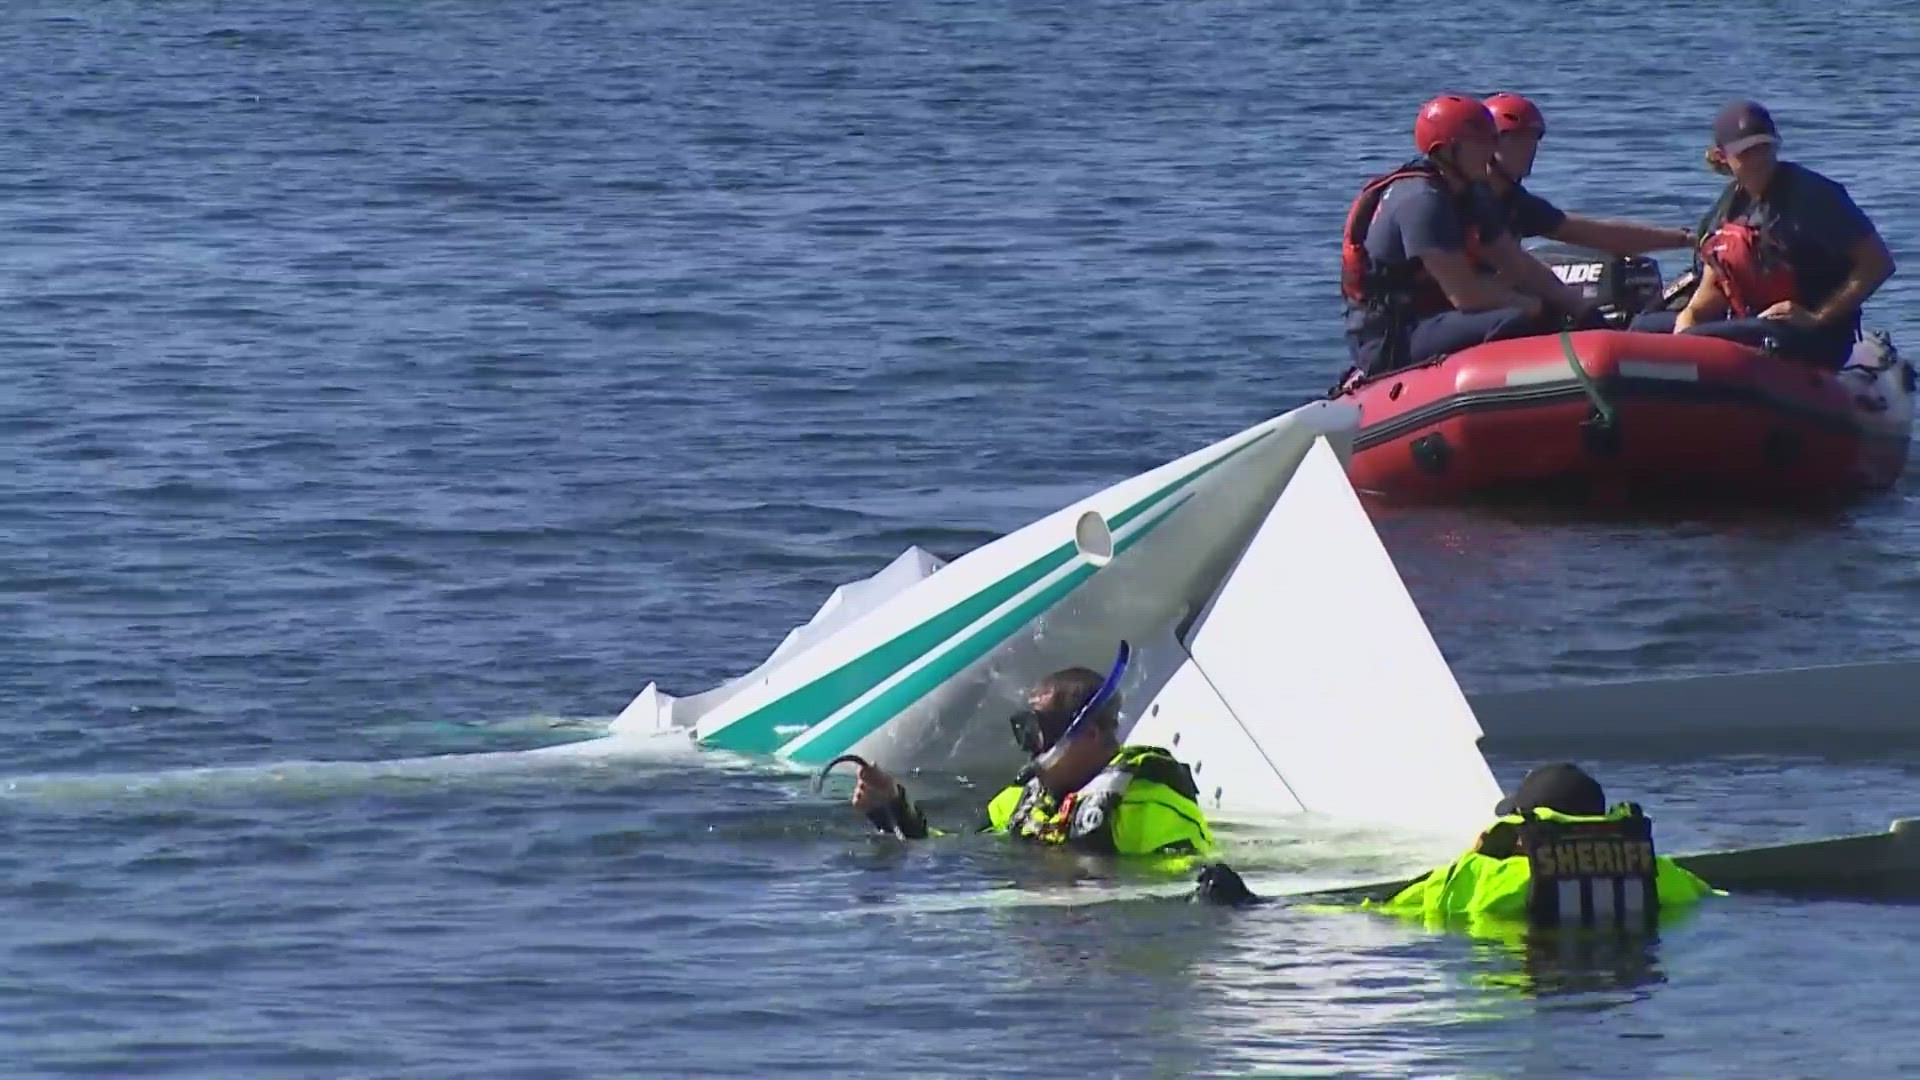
[1699,220,1799,317]
[1341,159,1484,316]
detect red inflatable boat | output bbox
[1334,328,1914,507]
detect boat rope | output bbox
[1560,328,1616,429]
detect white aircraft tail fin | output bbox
[1128,437,1500,838]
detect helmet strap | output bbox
[1430,146,1472,187]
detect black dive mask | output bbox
[1005,641,1133,759]
[1008,707,1064,757]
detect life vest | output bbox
[1505,804,1661,930]
[1370,803,1716,932]
[986,745,1214,857]
[1340,158,1485,317]
[1699,219,1800,318]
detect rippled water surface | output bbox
[7,1,1920,1075]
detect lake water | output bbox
[6,1,1920,1075]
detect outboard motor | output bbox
[1529,242,1668,324]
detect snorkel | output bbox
[1014,640,1132,792]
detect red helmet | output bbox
[1415,95,1497,156]
[1484,92,1546,137]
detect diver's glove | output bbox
[875,784,930,839]
[1191,862,1262,907]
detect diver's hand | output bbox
[851,764,900,813]
[1192,862,1263,907]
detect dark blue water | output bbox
[7,1,1920,1075]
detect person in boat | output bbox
[846,660,1253,903]
[1627,100,1896,370]
[1341,94,1598,382]
[1358,762,1721,932]
[1481,92,1696,256]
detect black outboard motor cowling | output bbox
[1528,242,1666,321]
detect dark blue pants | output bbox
[1350,307,1549,377]
[1626,310,1855,370]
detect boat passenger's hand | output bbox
[851,763,899,813]
[1566,297,1605,325]
[1758,300,1818,328]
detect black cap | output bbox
[1495,762,1607,817]
[1713,99,1780,150]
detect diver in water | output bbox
[1358,762,1719,928]
[1215,762,1722,921]
[837,645,1258,905]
